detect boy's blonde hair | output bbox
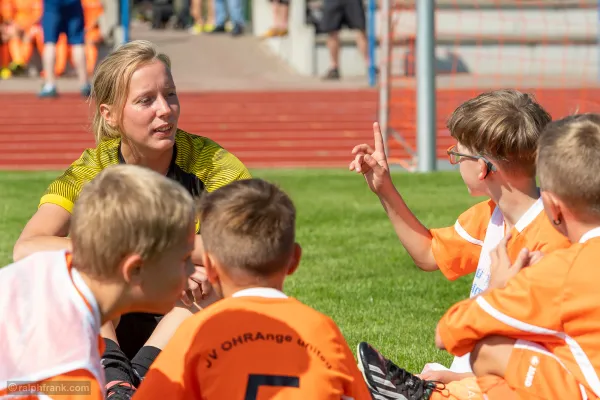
[70,164,196,279]
[538,113,600,217]
[91,40,171,144]
[447,89,551,176]
[198,179,296,278]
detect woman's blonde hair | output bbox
[91,40,171,144]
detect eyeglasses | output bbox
[447,145,497,172]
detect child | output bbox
[0,164,197,399]
[133,178,372,399]
[1,0,43,75]
[348,89,571,398]
[435,113,600,399]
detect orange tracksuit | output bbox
[437,227,600,399]
[1,0,43,67]
[423,198,571,400]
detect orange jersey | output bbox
[430,198,570,290]
[430,197,570,374]
[0,250,105,400]
[135,288,372,400]
[1,0,10,23]
[2,0,42,30]
[437,227,600,398]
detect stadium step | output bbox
[0,89,458,170]
[0,90,388,170]
[3,87,600,171]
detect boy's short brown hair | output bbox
[198,179,296,277]
[447,89,552,176]
[70,164,196,279]
[538,113,600,217]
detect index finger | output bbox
[373,122,385,153]
[496,233,512,261]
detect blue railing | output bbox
[120,0,130,43]
[367,0,377,86]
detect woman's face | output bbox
[120,60,180,152]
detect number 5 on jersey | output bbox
[244,374,300,400]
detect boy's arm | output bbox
[435,252,568,356]
[134,317,203,399]
[377,184,438,271]
[350,123,437,272]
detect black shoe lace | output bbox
[386,360,446,400]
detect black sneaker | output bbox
[357,342,444,400]
[105,381,136,399]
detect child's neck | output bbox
[77,272,124,325]
[490,178,540,230]
[564,214,600,244]
[221,278,286,299]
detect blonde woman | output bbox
[13,39,251,397]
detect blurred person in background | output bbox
[54,0,104,77]
[172,0,192,29]
[260,0,288,38]
[39,0,91,97]
[210,0,243,36]
[0,0,43,76]
[190,0,215,33]
[319,0,369,80]
[0,0,12,78]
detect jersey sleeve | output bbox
[437,249,571,357]
[200,139,252,192]
[134,317,202,399]
[429,201,493,280]
[38,149,101,213]
[324,318,373,399]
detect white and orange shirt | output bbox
[430,197,570,372]
[0,250,105,400]
[135,287,372,400]
[437,227,600,398]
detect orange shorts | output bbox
[478,340,591,400]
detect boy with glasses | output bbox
[347,89,571,399]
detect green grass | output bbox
[0,169,480,372]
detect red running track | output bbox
[1,88,599,170]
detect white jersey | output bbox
[0,250,105,397]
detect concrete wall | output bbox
[253,0,600,79]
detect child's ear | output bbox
[477,158,489,180]
[203,252,219,285]
[541,191,564,226]
[121,254,143,284]
[286,243,302,276]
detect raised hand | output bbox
[349,122,393,194]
